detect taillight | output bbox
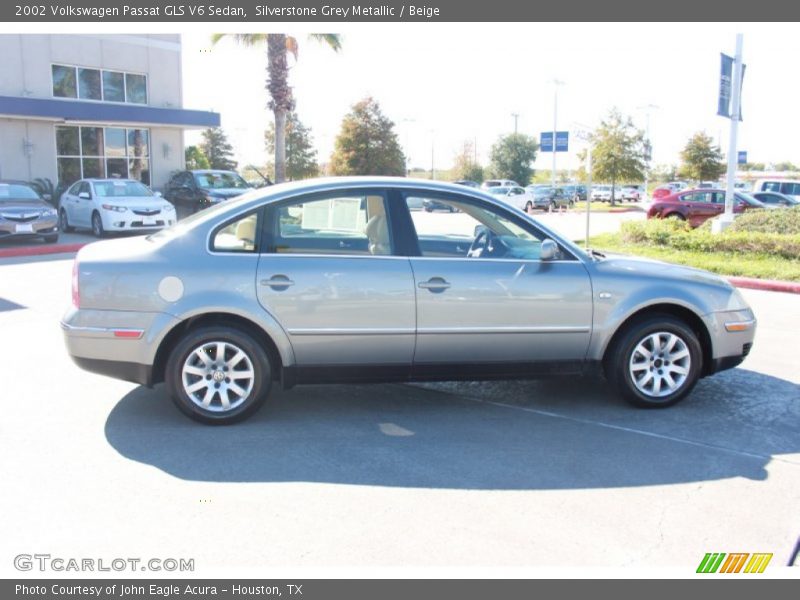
[71,259,80,308]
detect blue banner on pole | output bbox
[718,53,745,121]
[738,151,747,165]
[540,131,569,152]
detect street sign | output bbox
[737,151,747,165]
[718,53,745,121]
[541,131,569,152]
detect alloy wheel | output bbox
[628,331,691,398]
[181,341,255,412]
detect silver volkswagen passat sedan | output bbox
[61,177,756,424]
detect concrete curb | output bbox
[726,276,800,295]
[0,242,86,259]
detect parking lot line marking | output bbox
[379,422,415,437]
[459,396,798,465]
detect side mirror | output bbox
[540,239,558,261]
[78,192,91,200]
[154,191,162,197]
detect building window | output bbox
[52,65,76,98]
[51,64,147,105]
[56,125,151,187]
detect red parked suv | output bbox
[647,189,766,227]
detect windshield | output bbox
[93,180,153,198]
[488,187,512,195]
[0,183,40,202]
[194,172,249,190]
[736,193,766,207]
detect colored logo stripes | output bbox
[697,552,773,573]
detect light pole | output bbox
[551,79,565,190]
[573,122,594,248]
[511,113,520,134]
[430,128,435,180]
[637,104,659,201]
[723,34,744,225]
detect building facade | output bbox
[0,34,219,192]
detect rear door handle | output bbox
[261,275,295,290]
[418,277,451,292]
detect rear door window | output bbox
[266,191,392,256]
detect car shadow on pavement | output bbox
[104,368,800,490]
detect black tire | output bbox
[91,211,105,238]
[605,315,702,408]
[43,234,59,243]
[165,325,273,424]
[525,201,533,213]
[549,201,556,211]
[59,208,74,233]
[666,212,685,221]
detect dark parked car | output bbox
[752,192,799,207]
[0,180,59,243]
[562,184,588,202]
[453,180,480,188]
[164,170,252,218]
[647,189,766,227]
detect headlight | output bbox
[162,204,175,212]
[42,209,57,217]
[101,204,127,213]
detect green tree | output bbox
[452,140,484,182]
[679,131,725,182]
[329,97,406,176]
[487,133,538,185]
[185,145,210,170]
[649,163,680,183]
[200,127,238,171]
[265,112,319,180]
[211,33,341,183]
[588,108,647,204]
[773,161,798,172]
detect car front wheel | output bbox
[59,209,74,233]
[606,316,702,408]
[165,325,272,424]
[91,211,105,238]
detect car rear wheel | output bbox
[165,325,272,424]
[91,211,105,238]
[525,201,533,212]
[59,209,74,233]
[606,315,702,408]
[666,212,685,220]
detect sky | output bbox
[180,23,800,174]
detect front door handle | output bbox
[261,275,295,290]
[418,277,451,292]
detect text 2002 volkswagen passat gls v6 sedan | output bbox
[61,178,756,424]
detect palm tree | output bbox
[211,33,341,183]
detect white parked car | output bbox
[752,179,800,200]
[591,185,616,202]
[481,179,519,189]
[621,185,642,202]
[486,185,536,211]
[59,179,177,238]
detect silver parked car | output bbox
[62,177,756,424]
[0,181,59,243]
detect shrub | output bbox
[621,219,800,260]
[727,206,800,235]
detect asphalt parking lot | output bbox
[0,251,797,574]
